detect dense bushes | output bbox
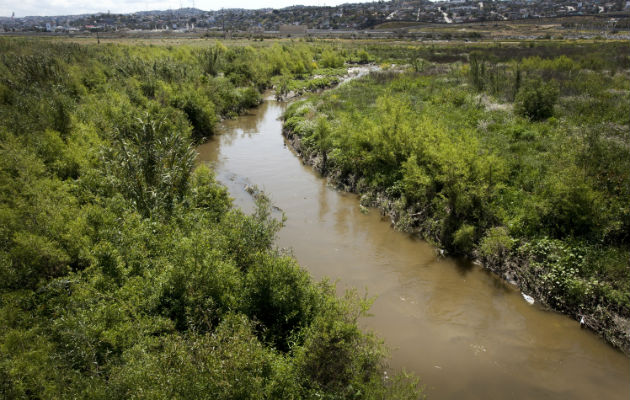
[0,38,421,398]
[171,90,218,141]
[283,42,630,348]
[515,79,558,121]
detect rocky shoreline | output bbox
[283,126,630,356]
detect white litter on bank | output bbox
[522,293,535,305]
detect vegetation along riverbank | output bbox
[282,40,630,354]
[0,37,424,398]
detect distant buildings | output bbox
[0,1,628,34]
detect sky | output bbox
[0,0,364,17]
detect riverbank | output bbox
[274,64,381,101]
[197,90,630,399]
[282,124,630,355]
[280,56,630,356]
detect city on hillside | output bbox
[1,0,629,34]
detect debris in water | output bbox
[470,344,487,355]
[522,293,535,305]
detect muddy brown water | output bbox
[196,97,629,399]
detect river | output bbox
[196,95,630,399]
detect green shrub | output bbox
[199,44,224,76]
[0,38,425,399]
[236,86,262,109]
[453,224,475,254]
[243,253,317,351]
[319,50,345,69]
[515,79,559,121]
[172,91,217,141]
[479,227,514,259]
[104,107,196,218]
[171,91,217,141]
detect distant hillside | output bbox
[1,0,629,32]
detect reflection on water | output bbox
[318,181,330,222]
[196,98,630,400]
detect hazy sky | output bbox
[1,0,364,17]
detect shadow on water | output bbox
[452,257,475,277]
[484,268,516,292]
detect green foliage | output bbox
[104,108,196,218]
[243,253,318,351]
[199,43,225,76]
[519,238,630,313]
[319,49,345,69]
[236,86,263,109]
[479,227,514,259]
[515,79,559,121]
[356,49,371,64]
[284,42,630,323]
[0,38,421,399]
[274,75,290,100]
[411,57,426,73]
[189,165,231,219]
[540,166,602,238]
[453,224,476,254]
[314,116,332,171]
[171,90,218,141]
[468,51,486,91]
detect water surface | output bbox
[196,97,629,400]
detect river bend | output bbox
[196,96,629,400]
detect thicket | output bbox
[0,38,420,398]
[283,41,630,351]
[360,40,630,71]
